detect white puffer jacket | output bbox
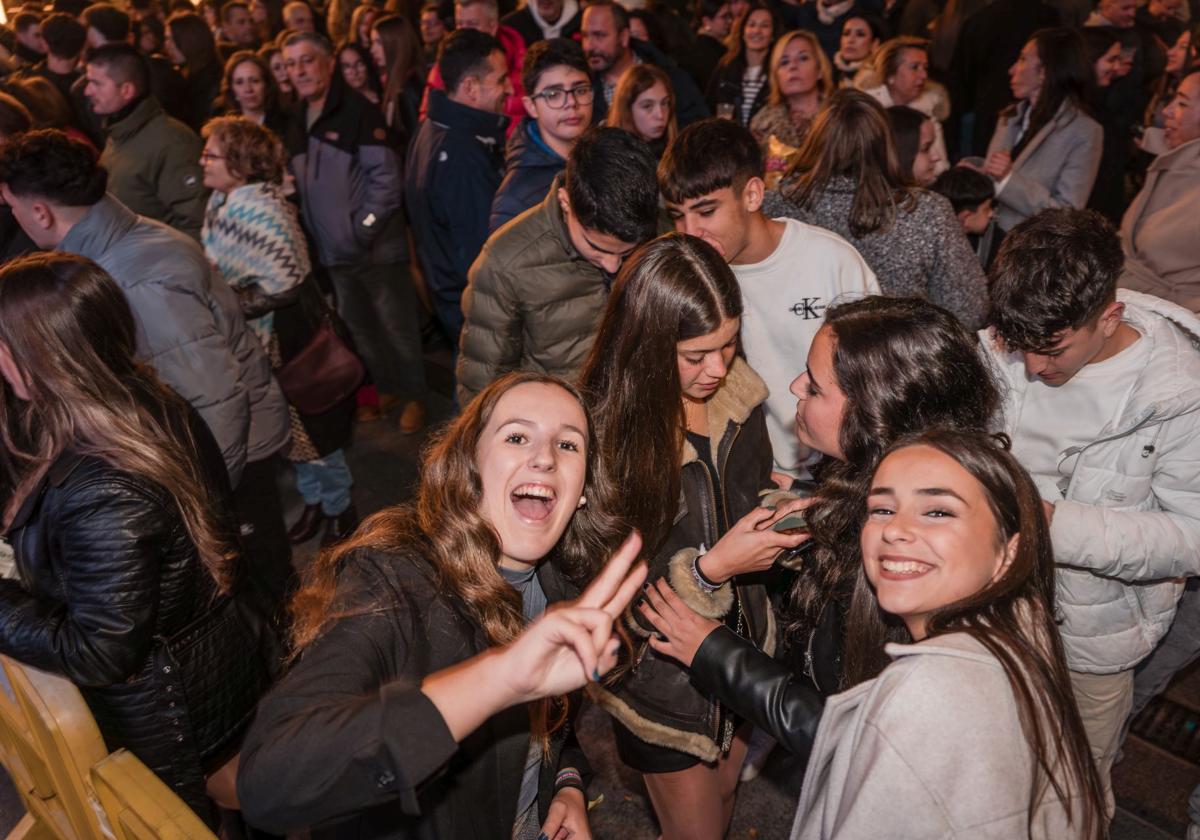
[981,290,1200,674]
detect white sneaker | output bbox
[739,729,776,782]
[1186,823,1200,840]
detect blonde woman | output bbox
[749,30,832,188]
[858,36,949,177]
[607,64,677,158]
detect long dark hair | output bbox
[0,254,238,591]
[374,14,422,115]
[782,88,917,237]
[168,12,220,73]
[578,233,742,554]
[790,296,1000,682]
[853,429,1105,839]
[719,0,779,72]
[1010,28,1091,159]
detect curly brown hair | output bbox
[201,114,287,185]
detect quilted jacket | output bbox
[0,401,270,816]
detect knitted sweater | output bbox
[762,176,987,328]
[202,182,312,348]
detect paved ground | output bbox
[0,376,1194,838]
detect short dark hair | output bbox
[221,0,249,21]
[13,13,42,34]
[41,13,88,60]
[658,117,763,204]
[988,209,1123,352]
[86,42,151,97]
[565,126,658,244]
[82,4,132,43]
[521,37,587,94]
[930,166,995,214]
[437,28,503,94]
[0,129,108,207]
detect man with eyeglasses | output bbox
[490,38,592,232]
[457,127,660,405]
[679,0,735,93]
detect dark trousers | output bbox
[327,261,427,401]
[232,454,294,623]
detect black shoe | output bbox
[320,505,359,547]
[287,504,324,544]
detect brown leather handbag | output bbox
[275,314,365,415]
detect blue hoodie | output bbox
[488,118,567,233]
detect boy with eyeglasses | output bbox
[490,38,593,231]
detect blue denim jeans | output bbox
[294,449,353,515]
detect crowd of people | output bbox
[0,0,1197,837]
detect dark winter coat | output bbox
[489,117,566,233]
[405,87,510,339]
[677,32,726,94]
[588,359,779,762]
[1,401,271,816]
[285,73,407,268]
[99,95,209,241]
[237,547,593,839]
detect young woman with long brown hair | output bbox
[237,371,645,840]
[646,430,1106,838]
[369,14,425,146]
[579,233,805,840]
[606,63,677,157]
[0,253,272,819]
[764,89,987,328]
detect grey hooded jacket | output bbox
[59,195,290,485]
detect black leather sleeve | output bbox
[689,626,825,758]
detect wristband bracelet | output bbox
[556,768,583,790]
[692,551,721,593]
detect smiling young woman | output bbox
[236,371,645,840]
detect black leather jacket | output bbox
[590,360,779,762]
[1,402,267,815]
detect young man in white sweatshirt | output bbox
[659,118,879,480]
[983,208,1200,819]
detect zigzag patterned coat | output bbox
[202,182,312,349]
[202,182,352,458]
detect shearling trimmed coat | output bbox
[588,359,778,762]
[1118,137,1200,313]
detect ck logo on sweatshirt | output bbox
[789,297,826,320]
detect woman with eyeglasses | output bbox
[490,38,594,233]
